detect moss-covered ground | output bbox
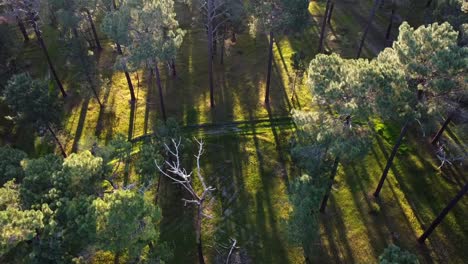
[1,0,467,263]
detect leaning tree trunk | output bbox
[16,15,29,42]
[46,123,67,158]
[385,5,396,40]
[431,114,453,145]
[418,183,468,243]
[265,31,274,104]
[357,0,381,58]
[83,8,102,50]
[207,0,215,108]
[116,43,136,102]
[327,2,335,24]
[154,63,167,122]
[374,121,409,197]
[30,20,67,98]
[320,156,340,213]
[318,0,332,53]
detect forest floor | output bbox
[2,0,467,263]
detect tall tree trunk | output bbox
[207,0,215,108]
[84,9,102,50]
[46,123,67,158]
[112,0,118,10]
[220,26,226,65]
[16,16,29,42]
[196,208,205,264]
[418,183,468,243]
[265,31,274,104]
[114,251,120,264]
[116,43,136,102]
[212,31,217,57]
[320,156,340,213]
[374,121,409,197]
[431,114,453,145]
[318,0,332,53]
[385,5,395,40]
[154,63,167,122]
[327,2,335,24]
[31,21,67,98]
[357,0,381,58]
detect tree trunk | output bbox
[46,123,67,158]
[171,59,177,77]
[374,121,409,197]
[357,0,381,58]
[431,114,453,145]
[154,63,167,122]
[196,208,205,264]
[265,31,274,104]
[114,251,120,264]
[112,0,118,10]
[418,183,468,243]
[385,6,395,40]
[425,0,432,8]
[116,43,136,102]
[327,2,334,24]
[318,0,332,53]
[212,31,217,57]
[320,156,340,213]
[84,9,102,50]
[17,16,29,42]
[207,0,215,108]
[231,32,237,43]
[31,21,67,98]
[220,26,226,65]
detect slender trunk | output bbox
[425,0,432,8]
[112,0,117,10]
[418,183,468,243]
[17,16,29,42]
[197,208,205,264]
[116,43,136,102]
[327,2,334,24]
[31,21,67,98]
[84,9,102,50]
[357,0,381,58]
[385,6,395,40]
[154,63,167,122]
[220,27,225,65]
[207,0,215,108]
[318,0,332,53]
[114,251,120,264]
[231,32,237,42]
[431,114,453,145]
[46,123,67,158]
[212,31,217,57]
[374,121,409,197]
[320,156,340,213]
[171,59,177,77]
[265,31,274,104]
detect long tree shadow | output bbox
[71,98,90,153]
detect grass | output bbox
[1,1,467,263]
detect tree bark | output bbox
[431,114,453,145]
[231,32,237,43]
[197,207,205,264]
[171,59,177,77]
[320,156,340,213]
[374,121,409,197]
[220,26,226,65]
[318,0,332,53]
[46,123,67,158]
[116,43,136,102]
[114,251,120,264]
[265,31,274,104]
[385,5,395,40]
[154,63,167,122]
[207,0,215,108]
[31,21,67,98]
[357,0,381,58]
[17,16,29,42]
[418,183,468,243]
[425,0,433,8]
[327,2,334,24]
[83,8,102,50]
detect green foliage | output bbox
[0,181,44,256]
[20,154,63,208]
[379,244,419,264]
[94,189,161,260]
[287,175,323,257]
[3,73,62,129]
[0,146,26,185]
